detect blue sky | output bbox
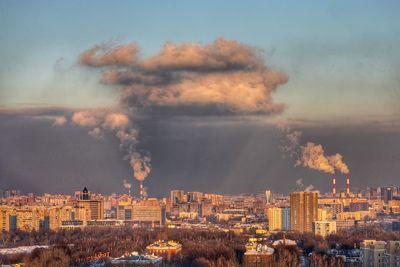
[1,0,399,121]
[1,1,400,194]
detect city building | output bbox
[244,243,274,267]
[361,240,386,267]
[187,191,203,202]
[281,207,291,231]
[146,240,182,261]
[131,199,166,227]
[267,207,282,231]
[170,190,186,206]
[313,220,336,237]
[290,191,318,233]
[76,187,104,220]
[267,207,290,231]
[385,241,400,267]
[335,219,356,231]
[265,190,272,204]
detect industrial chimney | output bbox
[139,181,144,200]
[346,175,350,197]
[332,174,337,198]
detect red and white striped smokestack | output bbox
[332,174,337,197]
[346,175,350,197]
[140,181,144,200]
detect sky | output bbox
[0,1,399,196]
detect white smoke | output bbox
[130,152,151,182]
[123,179,132,193]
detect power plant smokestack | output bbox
[332,174,337,198]
[140,181,144,200]
[123,179,132,196]
[346,175,350,197]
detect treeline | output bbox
[0,226,398,266]
[270,225,400,254]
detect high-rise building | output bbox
[187,191,203,202]
[265,190,272,204]
[203,193,223,205]
[267,207,282,231]
[170,190,185,206]
[267,207,290,231]
[281,207,291,231]
[290,191,318,233]
[77,187,104,220]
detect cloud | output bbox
[80,37,288,115]
[88,127,102,139]
[71,110,103,127]
[53,116,67,126]
[121,70,286,114]
[140,38,263,72]
[103,113,130,130]
[79,43,140,67]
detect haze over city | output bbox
[1,0,400,196]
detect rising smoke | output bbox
[130,152,151,182]
[281,126,350,175]
[123,179,132,190]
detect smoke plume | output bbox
[300,142,335,174]
[130,152,151,182]
[295,178,316,192]
[123,179,132,190]
[281,122,350,176]
[281,127,302,161]
[328,153,349,174]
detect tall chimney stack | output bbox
[346,175,350,197]
[140,181,144,200]
[332,174,337,198]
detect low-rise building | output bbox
[313,220,336,237]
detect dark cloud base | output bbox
[1,113,399,197]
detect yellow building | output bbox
[317,207,332,221]
[290,191,318,233]
[77,199,104,220]
[15,206,47,232]
[336,211,370,220]
[146,240,182,261]
[388,200,400,214]
[267,207,282,231]
[0,205,15,231]
[131,199,165,226]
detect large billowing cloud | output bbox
[79,37,288,115]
